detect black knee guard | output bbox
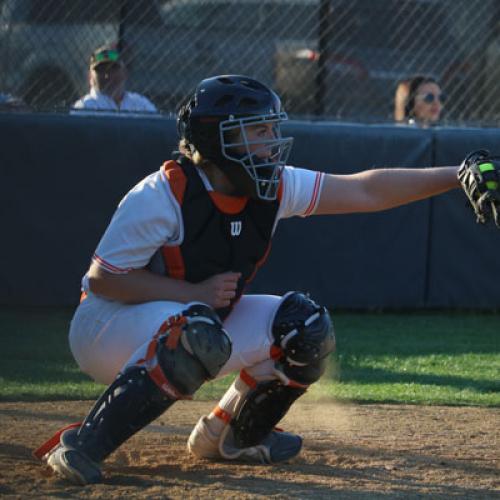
[70,304,232,463]
[272,292,335,385]
[231,380,306,448]
[154,303,232,396]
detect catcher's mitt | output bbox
[457,150,500,227]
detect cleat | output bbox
[262,430,302,463]
[46,428,102,485]
[189,416,303,464]
[47,446,102,485]
[60,427,81,448]
[229,429,302,464]
[187,416,221,459]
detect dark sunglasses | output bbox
[418,92,446,104]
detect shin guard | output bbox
[231,380,306,448]
[71,365,174,463]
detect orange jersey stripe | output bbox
[245,242,272,284]
[303,172,323,216]
[163,160,187,205]
[161,246,185,280]
[162,161,187,279]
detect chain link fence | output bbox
[0,0,499,126]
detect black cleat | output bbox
[46,429,102,485]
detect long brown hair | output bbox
[404,75,438,119]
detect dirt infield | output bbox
[0,400,498,499]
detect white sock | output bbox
[205,373,252,435]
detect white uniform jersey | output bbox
[71,89,158,115]
[85,165,324,287]
[71,164,325,385]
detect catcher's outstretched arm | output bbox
[314,166,459,215]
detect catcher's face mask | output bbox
[219,113,293,201]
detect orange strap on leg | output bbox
[140,314,192,400]
[213,405,232,424]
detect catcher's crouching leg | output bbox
[188,292,335,464]
[43,304,231,485]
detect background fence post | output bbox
[314,0,331,117]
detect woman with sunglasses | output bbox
[402,75,445,127]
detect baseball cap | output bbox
[90,45,123,69]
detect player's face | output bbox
[219,114,292,200]
[413,82,444,125]
[91,62,127,98]
[237,122,277,159]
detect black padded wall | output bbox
[1,113,499,308]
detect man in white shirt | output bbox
[72,44,158,115]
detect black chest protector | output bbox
[151,157,280,319]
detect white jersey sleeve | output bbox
[91,168,182,275]
[277,166,324,220]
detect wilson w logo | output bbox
[230,221,242,236]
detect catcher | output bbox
[35,75,500,484]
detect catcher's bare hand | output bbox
[457,150,500,227]
[194,271,241,309]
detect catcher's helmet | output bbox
[177,75,293,200]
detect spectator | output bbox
[393,78,410,122]
[72,43,158,115]
[0,93,29,112]
[402,75,445,127]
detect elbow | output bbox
[87,263,114,296]
[87,272,110,297]
[86,264,138,302]
[87,274,103,295]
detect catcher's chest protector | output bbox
[154,157,281,319]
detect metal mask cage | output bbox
[219,113,293,200]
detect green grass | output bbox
[320,313,500,406]
[0,307,498,406]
